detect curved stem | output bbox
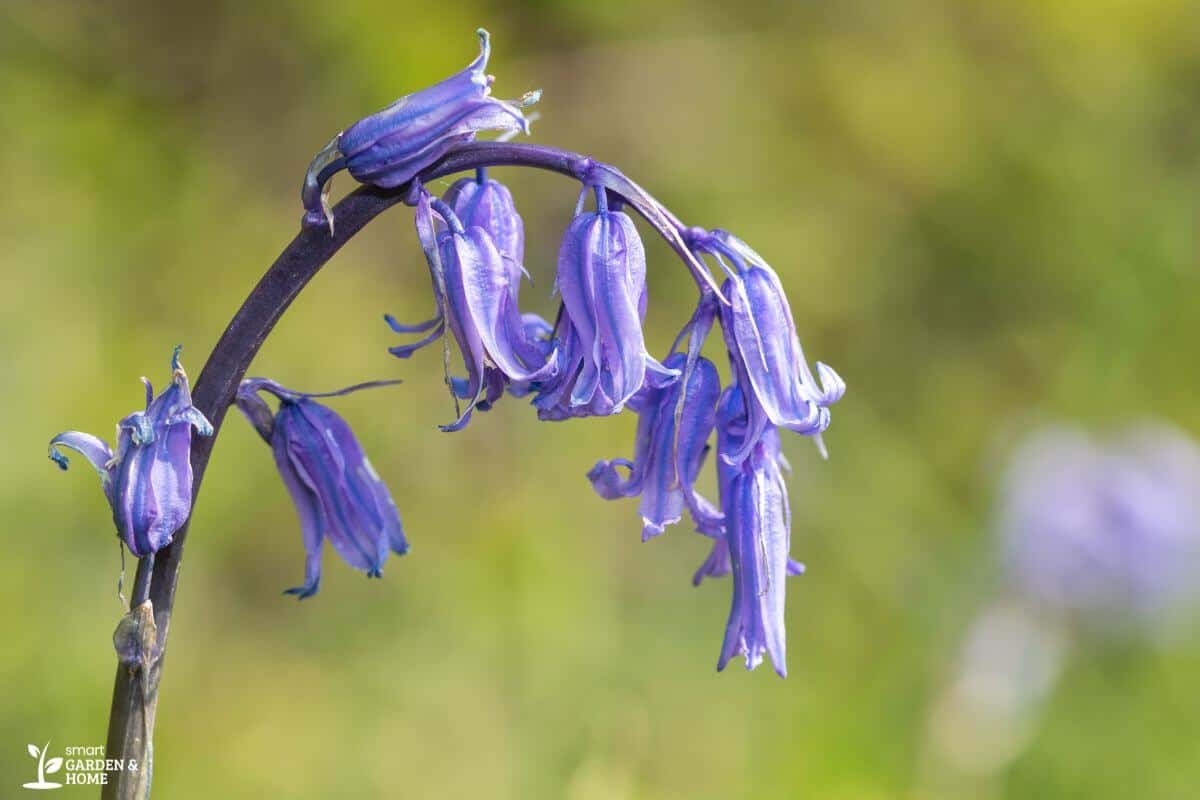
[101,140,708,799]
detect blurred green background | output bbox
[3,1,1199,797]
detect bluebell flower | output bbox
[534,188,679,419]
[1000,425,1200,628]
[386,188,555,431]
[302,29,540,232]
[48,347,213,557]
[689,229,844,462]
[692,385,807,677]
[587,352,723,540]
[235,378,408,599]
[440,169,555,411]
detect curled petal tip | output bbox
[283,584,319,600]
[641,520,669,542]
[438,411,474,433]
[169,406,214,437]
[814,362,845,406]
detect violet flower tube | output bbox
[441,168,555,409]
[386,188,555,430]
[301,29,540,232]
[48,347,213,557]
[587,351,723,540]
[235,378,408,599]
[689,229,844,461]
[534,187,680,419]
[1000,425,1200,628]
[695,386,807,676]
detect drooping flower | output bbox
[235,378,408,599]
[302,29,540,232]
[689,228,844,462]
[48,346,213,557]
[587,352,723,540]
[386,188,555,431]
[694,385,806,677]
[440,168,555,410]
[999,425,1200,628]
[533,187,679,419]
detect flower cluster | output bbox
[50,30,846,677]
[358,33,845,675]
[384,183,845,675]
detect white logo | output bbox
[20,742,134,789]
[23,742,63,790]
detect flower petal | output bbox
[48,432,116,505]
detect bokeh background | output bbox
[4,1,1200,797]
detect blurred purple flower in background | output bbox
[48,347,212,557]
[302,29,540,232]
[920,423,1200,791]
[236,378,408,599]
[1000,424,1200,627]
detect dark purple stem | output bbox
[101,140,713,799]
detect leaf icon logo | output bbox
[23,740,63,790]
